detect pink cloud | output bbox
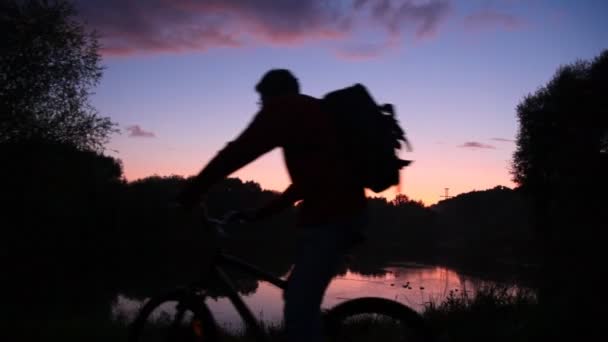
[73,0,451,57]
[464,10,526,31]
[491,137,515,143]
[459,141,496,149]
[126,125,155,138]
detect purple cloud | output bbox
[334,37,399,60]
[126,125,155,138]
[459,141,496,149]
[464,10,525,31]
[72,0,451,57]
[491,137,515,143]
[356,0,451,39]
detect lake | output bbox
[113,263,510,330]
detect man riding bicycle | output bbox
[178,69,368,342]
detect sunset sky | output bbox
[78,0,608,205]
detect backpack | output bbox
[322,83,412,193]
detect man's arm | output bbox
[250,183,302,221]
[178,108,284,209]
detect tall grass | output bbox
[13,285,538,342]
[423,284,538,342]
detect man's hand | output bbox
[224,209,258,224]
[176,180,203,213]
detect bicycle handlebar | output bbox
[189,203,249,239]
[168,202,247,240]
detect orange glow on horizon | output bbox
[122,167,514,207]
[119,145,515,206]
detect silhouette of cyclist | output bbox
[178,69,368,342]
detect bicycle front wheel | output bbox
[324,297,433,342]
[129,289,218,342]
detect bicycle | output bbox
[128,206,433,342]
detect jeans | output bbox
[283,215,367,342]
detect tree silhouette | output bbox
[0,0,115,152]
[392,194,411,206]
[512,51,608,190]
[512,49,608,338]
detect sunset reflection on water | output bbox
[115,264,494,329]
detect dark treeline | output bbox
[1,140,536,326]
[511,50,608,338]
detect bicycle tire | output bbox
[324,297,433,342]
[129,289,219,342]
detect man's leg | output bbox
[284,229,347,342]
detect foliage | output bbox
[511,49,608,338]
[423,285,537,342]
[0,0,115,152]
[512,50,608,190]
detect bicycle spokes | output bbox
[191,318,205,341]
[136,300,210,342]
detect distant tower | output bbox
[440,188,451,200]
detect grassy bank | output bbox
[12,284,537,341]
[423,285,538,342]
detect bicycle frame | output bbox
[204,251,288,342]
[134,244,430,342]
[134,208,426,342]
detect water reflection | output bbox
[114,264,502,329]
[326,265,485,312]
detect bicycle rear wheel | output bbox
[129,289,218,342]
[324,297,433,342]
